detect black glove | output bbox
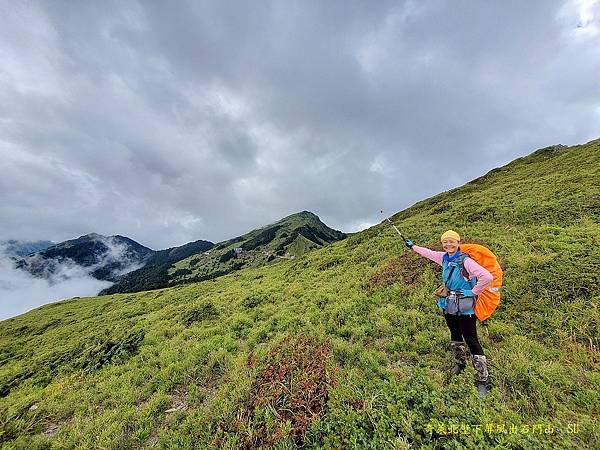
[404,238,414,249]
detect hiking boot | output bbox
[449,341,467,375]
[472,354,489,397]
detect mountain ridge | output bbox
[102,211,346,294]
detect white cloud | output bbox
[0,236,148,320]
[0,255,111,320]
[557,0,600,39]
[343,219,378,234]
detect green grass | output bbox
[1,140,599,449]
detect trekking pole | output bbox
[381,210,414,249]
[380,210,406,240]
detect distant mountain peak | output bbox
[288,210,318,218]
[102,212,345,295]
[80,232,105,240]
[15,233,156,283]
[277,211,329,227]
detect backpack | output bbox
[456,244,503,321]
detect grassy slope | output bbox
[1,140,599,449]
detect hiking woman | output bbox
[405,230,493,396]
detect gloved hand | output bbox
[404,238,414,248]
[458,289,474,298]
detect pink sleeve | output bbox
[412,245,444,266]
[464,258,493,295]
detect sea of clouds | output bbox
[0,237,145,320]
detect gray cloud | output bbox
[1,0,599,253]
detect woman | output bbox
[405,230,493,396]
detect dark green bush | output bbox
[182,303,219,327]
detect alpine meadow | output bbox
[1,139,599,448]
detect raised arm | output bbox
[412,245,444,266]
[464,258,493,295]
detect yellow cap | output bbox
[441,230,460,242]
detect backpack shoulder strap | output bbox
[458,254,479,288]
[457,254,471,280]
[444,264,457,287]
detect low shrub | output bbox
[231,334,337,448]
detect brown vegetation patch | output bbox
[367,247,441,292]
[41,418,71,439]
[367,239,495,293]
[235,335,337,448]
[342,398,366,411]
[165,389,188,413]
[42,423,61,438]
[460,238,491,247]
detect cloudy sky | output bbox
[1,0,599,250]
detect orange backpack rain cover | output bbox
[460,244,503,321]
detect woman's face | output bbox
[442,238,460,254]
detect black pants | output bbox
[444,313,484,356]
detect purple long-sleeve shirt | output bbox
[412,245,493,295]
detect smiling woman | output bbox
[406,229,493,397]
